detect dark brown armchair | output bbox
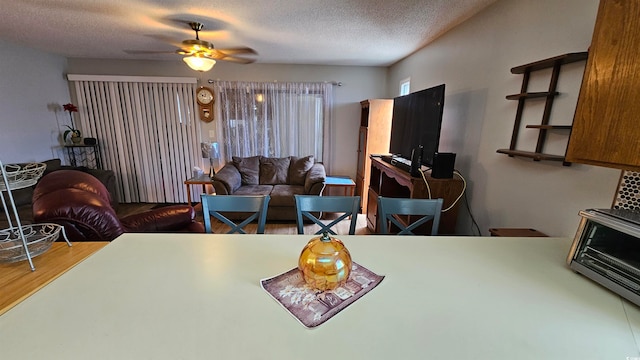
[32,170,204,241]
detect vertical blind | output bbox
[68,75,201,203]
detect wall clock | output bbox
[196,86,215,122]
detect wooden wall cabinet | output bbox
[367,157,464,235]
[566,0,640,171]
[356,99,393,213]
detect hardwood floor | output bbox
[117,203,372,235]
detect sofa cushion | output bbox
[270,184,306,207]
[233,184,273,196]
[289,155,314,186]
[304,163,326,194]
[259,156,291,185]
[232,156,260,185]
[212,164,242,194]
[42,158,62,175]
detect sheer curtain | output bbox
[68,75,201,203]
[214,81,333,173]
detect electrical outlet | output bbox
[209,130,215,138]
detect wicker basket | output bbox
[0,224,62,263]
[0,162,46,191]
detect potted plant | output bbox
[62,103,82,144]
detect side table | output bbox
[324,176,357,220]
[324,176,356,196]
[184,175,214,206]
[65,144,101,169]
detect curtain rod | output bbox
[207,79,342,86]
[68,74,198,83]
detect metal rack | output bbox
[65,144,101,169]
[0,160,70,270]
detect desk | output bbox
[184,174,213,206]
[324,176,355,196]
[1,234,638,359]
[368,157,463,234]
[0,242,107,316]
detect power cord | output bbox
[463,186,482,236]
[419,167,433,199]
[419,167,481,235]
[419,168,466,212]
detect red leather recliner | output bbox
[32,170,204,241]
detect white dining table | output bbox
[1,233,639,359]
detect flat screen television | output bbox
[388,84,445,166]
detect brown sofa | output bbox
[32,170,204,241]
[211,155,326,220]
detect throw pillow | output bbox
[260,156,291,185]
[289,155,314,185]
[232,156,260,185]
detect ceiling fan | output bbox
[130,22,257,71]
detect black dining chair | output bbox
[377,196,443,235]
[201,194,270,234]
[294,195,360,235]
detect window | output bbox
[215,81,333,165]
[400,78,411,96]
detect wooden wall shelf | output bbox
[525,125,572,130]
[497,52,588,166]
[505,92,558,100]
[496,149,565,162]
[510,52,589,74]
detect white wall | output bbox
[388,0,621,236]
[66,58,388,178]
[0,40,70,163]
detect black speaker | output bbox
[410,145,423,177]
[83,137,97,145]
[431,152,456,179]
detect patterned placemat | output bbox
[260,262,384,328]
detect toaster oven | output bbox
[567,208,640,306]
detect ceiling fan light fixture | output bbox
[183,56,216,72]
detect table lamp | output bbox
[202,142,220,177]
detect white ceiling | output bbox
[0,0,497,67]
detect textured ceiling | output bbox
[0,0,497,66]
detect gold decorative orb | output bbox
[298,232,352,291]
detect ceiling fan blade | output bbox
[215,47,257,55]
[124,49,176,55]
[204,49,257,64]
[215,55,257,64]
